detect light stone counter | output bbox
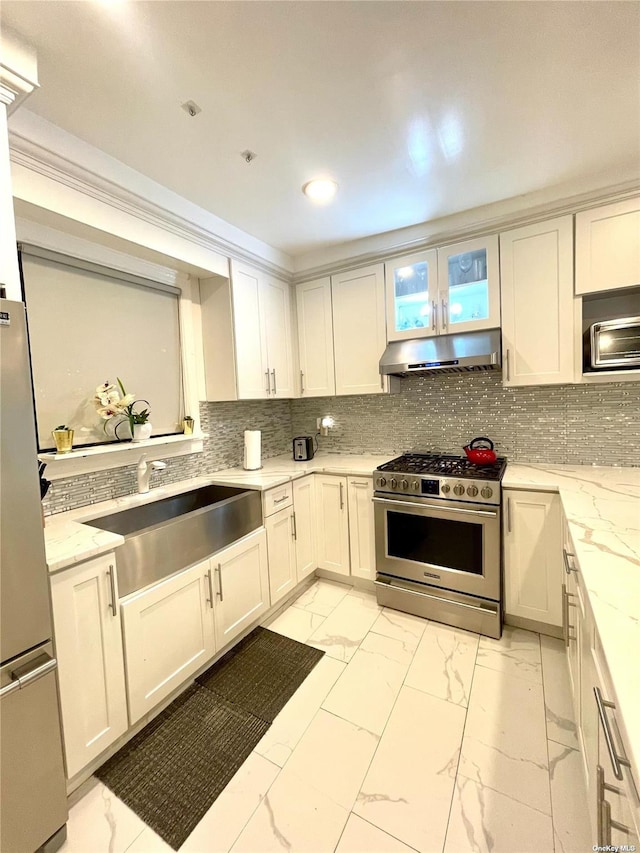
[43,454,389,572]
[504,463,640,783]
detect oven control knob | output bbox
[467,485,479,497]
[401,479,408,490]
[453,483,465,496]
[481,486,493,499]
[378,477,386,487]
[412,479,420,490]
[441,483,451,494]
[390,478,397,489]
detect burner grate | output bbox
[377,452,506,480]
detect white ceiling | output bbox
[3,1,640,257]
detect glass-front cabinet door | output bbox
[437,235,500,334]
[385,250,438,341]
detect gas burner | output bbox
[378,453,506,481]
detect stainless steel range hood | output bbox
[379,329,502,376]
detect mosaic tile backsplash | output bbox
[44,373,638,515]
[290,372,639,466]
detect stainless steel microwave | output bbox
[589,316,640,370]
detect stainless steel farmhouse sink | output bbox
[88,485,262,597]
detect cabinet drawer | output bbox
[263,483,293,517]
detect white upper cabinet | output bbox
[576,198,640,295]
[437,235,500,334]
[332,264,388,396]
[500,216,575,386]
[296,277,336,397]
[385,250,438,341]
[230,260,294,399]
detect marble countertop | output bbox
[504,463,640,784]
[43,454,387,572]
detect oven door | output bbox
[374,494,500,601]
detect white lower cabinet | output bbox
[315,475,350,575]
[347,477,375,580]
[503,489,563,628]
[213,528,270,649]
[563,535,640,846]
[265,507,297,605]
[50,553,128,778]
[292,475,317,581]
[121,559,216,724]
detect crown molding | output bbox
[291,179,640,283]
[9,131,294,282]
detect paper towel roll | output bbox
[243,429,262,470]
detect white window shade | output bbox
[21,246,184,451]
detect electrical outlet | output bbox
[316,417,322,430]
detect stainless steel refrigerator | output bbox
[0,298,68,852]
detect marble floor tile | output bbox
[266,605,326,643]
[283,709,379,810]
[180,753,280,853]
[476,625,542,684]
[353,686,466,853]
[334,814,417,853]
[458,664,551,815]
[124,827,172,852]
[322,632,414,736]
[540,634,579,749]
[292,579,351,616]
[230,768,349,853]
[307,590,382,662]
[254,656,345,766]
[369,607,427,653]
[405,621,478,707]
[548,741,593,853]
[444,775,554,853]
[60,781,147,853]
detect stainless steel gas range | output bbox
[373,453,507,639]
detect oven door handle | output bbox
[372,497,497,518]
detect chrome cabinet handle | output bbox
[563,548,577,574]
[291,512,297,540]
[300,370,304,394]
[505,349,510,381]
[271,369,277,395]
[562,584,576,647]
[265,370,271,395]
[506,498,512,533]
[339,482,344,510]
[594,687,631,781]
[215,563,224,602]
[205,567,214,608]
[107,564,118,616]
[431,300,437,331]
[273,494,289,504]
[441,299,448,330]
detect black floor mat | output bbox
[196,626,325,723]
[96,628,324,849]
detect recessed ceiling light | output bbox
[302,179,338,204]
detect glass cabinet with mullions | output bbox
[385,237,500,342]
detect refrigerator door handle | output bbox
[0,653,57,699]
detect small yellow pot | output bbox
[52,429,74,453]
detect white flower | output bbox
[118,393,135,408]
[95,382,116,396]
[96,405,121,420]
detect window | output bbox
[20,245,184,451]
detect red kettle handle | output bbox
[469,436,494,451]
